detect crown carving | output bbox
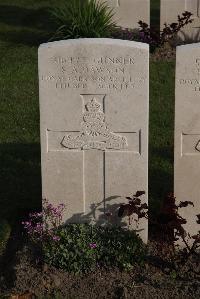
[86,98,101,112]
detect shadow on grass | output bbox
[0,5,55,31]
[0,143,42,224]
[0,5,57,46]
[149,145,174,214]
[151,146,174,164]
[0,29,51,47]
[0,143,41,288]
[149,167,173,204]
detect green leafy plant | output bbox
[50,0,116,40]
[23,200,146,273]
[0,219,11,256]
[44,224,146,273]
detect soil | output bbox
[151,43,176,62]
[0,233,199,299]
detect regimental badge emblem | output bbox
[61,98,128,151]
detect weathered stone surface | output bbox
[39,39,149,242]
[160,0,200,42]
[100,0,150,29]
[175,43,200,243]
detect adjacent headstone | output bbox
[39,39,149,242]
[175,43,200,243]
[160,0,200,42]
[99,0,150,29]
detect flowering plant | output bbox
[22,200,146,273]
[22,199,65,243]
[43,224,146,273]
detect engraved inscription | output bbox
[61,98,128,151]
[196,58,200,74]
[178,58,200,92]
[41,55,147,92]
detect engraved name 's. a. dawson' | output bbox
[61,98,128,151]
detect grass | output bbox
[149,61,175,212]
[151,0,160,28]
[0,0,174,236]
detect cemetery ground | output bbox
[0,0,199,298]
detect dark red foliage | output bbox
[192,234,200,241]
[153,193,200,257]
[118,191,148,222]
[179,201,194,208]
[135,191,145,197]
[138,11,193,48]
[155,193,190,242]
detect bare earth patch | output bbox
[0,240,199,299]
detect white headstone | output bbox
[100,0,150,29]
[39,39,149,242]
[160,0,200,42]
[175,43,200,243]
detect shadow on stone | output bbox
[65,195,128,228]
[65,195,147,237]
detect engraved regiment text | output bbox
[41,55,146,92]
[178,58,200,92]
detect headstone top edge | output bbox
[176,42,200,52]
[38,38,149,51]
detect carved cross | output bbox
[182,133,200,155]
[47,94,140,213]
[195,139,200,151]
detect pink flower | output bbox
[29,212,43,218]
[89,243,97,249]
[22,200,65,243]
[52,235,60,242]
